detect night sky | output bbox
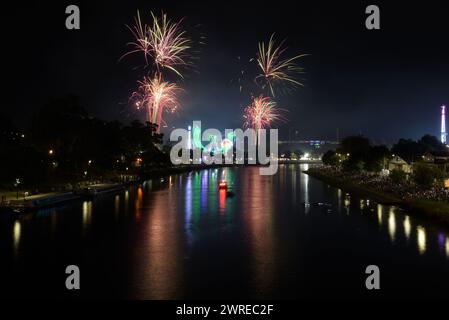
[3,1,449,143]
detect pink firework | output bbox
[131,73,181,132]
[243,95,286,142]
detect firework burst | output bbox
[243,95,286,134]
[131,73,181,132]
[255,34,307,97]
[147,12,192,77]
[122,11,192,78]
[121,11,152,64]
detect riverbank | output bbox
[0,164,240,214]
[0,183,130,214]
[305,168,449,225]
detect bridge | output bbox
[278,140,340,145]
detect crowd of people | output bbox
[317,166,449,202]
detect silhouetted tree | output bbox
[392,135,449,163]
[418,134,448,155]
[413,163,443,188]
[340,135,371,159]
[322,150,339,166]
[365,145,390,172]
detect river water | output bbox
[1,164,448,299]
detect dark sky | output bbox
[3,0,449,143]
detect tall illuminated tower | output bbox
[442,105,447,144]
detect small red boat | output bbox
[218,180,228,190]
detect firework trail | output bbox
[122,11,192,78]
[255,34,307,97]
[243,95,286,143]
[120,11,152,64]
[131,73,181,132]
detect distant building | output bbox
[278,140,339,159]
[422,152,435,163]
[434,155,449,164]
[421,151,449,170]
[388,156,412,174]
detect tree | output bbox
[365,145,390,172]
[340,135,371,159]
[339,135,370,171]
[392,135,449,163]
[390,169,406,184]
[391,138,422,163]
[338,136,391,172]
[322,150,339,166]
[342,158,364,172]
[418,134,449,155]
[412,163,443,188]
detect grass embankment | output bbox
[305,168,449,225]
[404,199,449,223]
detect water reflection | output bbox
[446,238,449,259]
[135,187,143,220]
[291,165,297,206]
[114,195,120,219]
[388,208,396,242]
[82,201,92,235]
[404,216,411,241]
[124,190,130,215]
[219,189,226,213]
[377,204,383,226]
[208,170,218,214]
[138,190,183,299]
[417,226,427,255]
[51,211,58,232]
[201,171,208,210]
[13,221,21,257]
[192,172,201,225]
[360,199,365,210]
[344,194,350,214]
[337,189,342,211]
[243,169,276,297]
[301,164,309,213]
[438,233,446,255]
[185,173,193,245]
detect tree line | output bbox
[0,96,169,189]
[322,135,449,188]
